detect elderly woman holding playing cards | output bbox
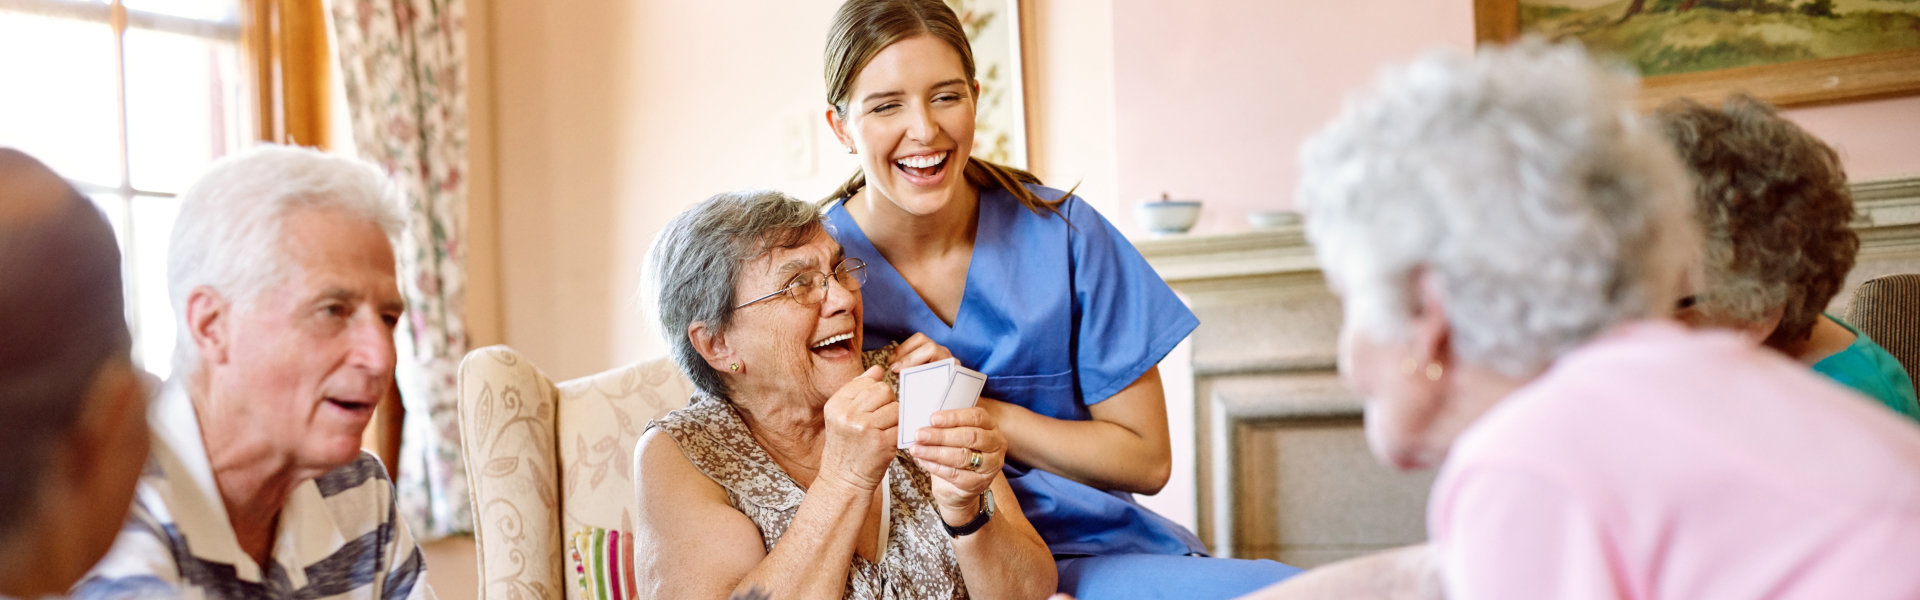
[632,189,1054,600]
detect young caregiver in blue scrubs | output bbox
[817,0,1301,596]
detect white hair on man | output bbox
[1297,38,1699,378]
[167,144,405,379]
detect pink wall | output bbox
[1784,95,1920,182]
[1110,0,1475,236]
[1107,0,1920,237]
[1023,0,1121,216]
[486,0,854,380]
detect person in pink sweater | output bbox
[1245,39,1920,599]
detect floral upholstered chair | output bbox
[458,345,694,600]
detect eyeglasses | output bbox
[735,257,868,309]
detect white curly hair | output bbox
[1297,38,1699,378]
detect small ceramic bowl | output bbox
[1136,199,1202,235]
[1247,210,1301,230]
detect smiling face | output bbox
[829,34,978,218]
[205,206,402,472]
[721,230,866,407]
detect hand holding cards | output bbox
[896,358,987,448]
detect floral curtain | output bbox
[332,0,472,539]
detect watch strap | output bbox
[942,489,995,537]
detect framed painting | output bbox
[947,0,1028,168]
[1475,0,1920,109]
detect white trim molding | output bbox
[1138,175,1920,286]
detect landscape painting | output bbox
[1478,0,1920,106]
[1519,0,1920,77]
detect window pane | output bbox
[86,192,131,254]
[122,0,237,24]
[0,10,122,187]
[124,26,248,193]
[128,195,181,379]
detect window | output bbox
[2,0,254,379]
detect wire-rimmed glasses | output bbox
[734,257,868,310]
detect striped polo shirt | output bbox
[71,384,434,600]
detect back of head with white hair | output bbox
[168,145,405,380]
[1297,38,1698,378]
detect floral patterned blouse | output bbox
[648,393,968,600]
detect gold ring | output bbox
[966,450,983,470]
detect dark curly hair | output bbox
[1655,94,1857,350]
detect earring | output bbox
[729,362,740,372]
[845,146,855,154]
[1404,358,1442,381]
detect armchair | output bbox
[458,345,694,600]
[1844,273,1920,398]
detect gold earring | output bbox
[1424,362,1443,381]
[729,362,739,372]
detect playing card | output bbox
[896,358,989,448]
[941,365,986,411]
[897,359,954,448]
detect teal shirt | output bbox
[1812,315,1920,424]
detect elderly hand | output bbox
[818,366,900,492]
[910,406,1007,519]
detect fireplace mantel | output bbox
[1138,176,1920,290]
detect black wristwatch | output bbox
[942,489,995,537]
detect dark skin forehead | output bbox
[0,149,80,225]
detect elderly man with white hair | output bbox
[73,145,434,599]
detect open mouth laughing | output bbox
[894,151,949,185]
[810,331,856,359]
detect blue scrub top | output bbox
[825,184,1206,557]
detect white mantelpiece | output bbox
[1135,177,1920,566]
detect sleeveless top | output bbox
[648,394,968,600]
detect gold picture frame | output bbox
[1474,0,1920,110]
[948,0,1028,169]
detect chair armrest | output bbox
[459,345,566,600]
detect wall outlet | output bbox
[783,111,817,179]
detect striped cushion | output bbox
[1845,274,1920,398]
[569,527,637,600]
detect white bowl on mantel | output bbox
[1247,210,1301,231]
[1135,199,1202,236]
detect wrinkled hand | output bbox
[819,366,899,492]
[887,333,954,372]
[909,406,1006,515]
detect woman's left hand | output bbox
[910,407,1006,517]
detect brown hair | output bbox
[821,0,1065,217]
[1655,94,1858,350]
